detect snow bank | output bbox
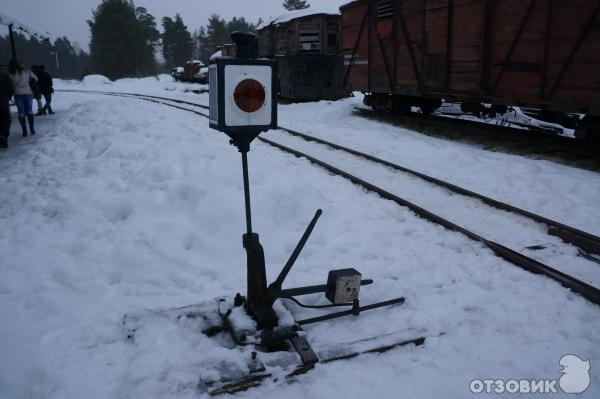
[82,74,112,85]
[0,79,599,399]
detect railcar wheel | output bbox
[391,95,411,114]
[589,125,600,151]
[575,116,600,151]
[418,99,442,115]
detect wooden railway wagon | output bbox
[257,11,348,101]
[341,0,600,144]
[174,60,208,83]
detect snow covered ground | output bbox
[0,76,599,399]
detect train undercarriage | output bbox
[363,93,600,149]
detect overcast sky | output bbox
[1,0,349,51]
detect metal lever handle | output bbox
[271,209,323,291]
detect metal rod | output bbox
[480,0,495,93]
[367,2,372,92]
[445,0,454,90]
[540,0,552,99]
[280,279,374,298]
[272,209,323,289]
[297,297,406,325]
[241,151,253,234]
[548,227,600,256]
[50,52,60,70]
[9,24,17,59]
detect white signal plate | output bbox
[224,65,273,127]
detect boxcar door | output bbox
[422,0,451,89]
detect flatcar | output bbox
[257,10,348,101]
[341,0,600,145]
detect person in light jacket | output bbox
[8,59,37,137]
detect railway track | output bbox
[61,89,600,306]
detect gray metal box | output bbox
[325,268,362,304]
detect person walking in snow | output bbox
[0,70,14,149]
[8,59,37,137]
[36,65,54,115]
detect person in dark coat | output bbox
[0,71,15,149]
[30,65,44,115]
[36,65,54,115]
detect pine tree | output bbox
[197,14,228,62]
[283,0,310,11]
[194,15,259,63]
[88,0,157,79]
[0,32,89,79]
[161,14,193,69]
[135,7,160,75]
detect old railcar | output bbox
[174,60,208,83]
[341,0,600,144]
[257,10,348,101]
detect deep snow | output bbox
[0,76,598,399]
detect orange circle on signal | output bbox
[234,79,266,113]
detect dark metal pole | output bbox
[241,150,253,234]
[239,147,275,328]
[280,279,373,298]
[297,297,406,326]
[8,24,17,59]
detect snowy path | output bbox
[1,79,599,399]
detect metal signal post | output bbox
[209,32,406,333]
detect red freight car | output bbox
[341,0,600,144]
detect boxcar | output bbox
[257,11,348,101]
[341,0,600,144]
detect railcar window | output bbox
[327,22,338,54]
[258,31,271,57]
[299,23,321,52]
[328,33,337,47]
[276,28,288,55]
[377,0,394,19]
